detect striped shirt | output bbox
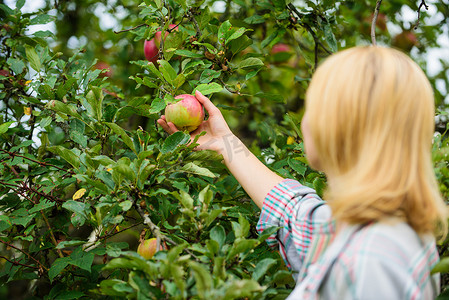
[256,179,440,299]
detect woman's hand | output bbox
[158,90,284,208]
[157,90,233,154]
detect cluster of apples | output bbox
[142,24,205,132]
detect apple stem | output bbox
[371,0,383,46]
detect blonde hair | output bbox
[305,46,447,238]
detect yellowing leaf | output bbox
[25,80,32,86]
[72,188,87,200]
[287,136,295,145]
[24,107,32,115]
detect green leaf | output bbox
[147,62,164,81]
[100,279,133,296]
[189,262,212,298]
[226,27,251,45]
[30,14,56,25]
[105,122,137,154]
[46,100,82,119]
[158,60,177,85]
[324,23,337,52]
[254,92,284,103]
[56,240,85,249]
[161,131,190,154]
[49,257,70,281]
[175,190,194,210]
[68,248,94,272]
[237,57,264,69]
[0,121,14,134]
[432,257,449,274]
[252,258,277,282]
[114,162,136,182]
[62,200,89,219]
[7,58,26,75]
[193,83,223,95]
[25,45,42,72]
[200,69,221,84]
[86,87,103,120]
[69,119,87,148]
[47,146,80,169]
[28,199,55,214]
[223,279,264,298]
[218,20,232,44]
[181,162,216,178]
[174,49,203,58]
[244,15,265,24]
[210,225,226,248]
[288,157,307,177]
[0,215,12,232]
[53,290,85,300]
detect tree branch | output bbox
[114,24,148,34]
[0,149,74,174]
[132,195,201,262]
[414,0,429,30]
[371,0,383,46]
[0,239,48,272]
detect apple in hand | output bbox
[137,238,163,259]
[165,94,205,132]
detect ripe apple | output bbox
[137,238,163,259]
[392,31,418,52]
[270,43,296,66]
[154,24,178,48]
[165,94,205,132]
[0,69,10,77]
[94,61,112,78]
[144,38,159,64]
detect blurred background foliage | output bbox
[0,0,448,299]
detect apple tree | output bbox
[0,0,448,299]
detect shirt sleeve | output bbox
[256,178,332,274]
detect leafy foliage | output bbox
[0,0,448,298]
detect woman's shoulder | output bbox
[344,219,438,270]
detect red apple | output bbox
[0,69,10,77]
[94,61,112,78]
[144,38,159,64]
[392,31,418,52]
[270,43,296,66]
[137,238,163,259]
[165,94,205,132]
[154,24,178,48]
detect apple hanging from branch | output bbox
[137,238,165,259]
[144,24,178,64]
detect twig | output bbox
[0,255,40,270]
[414,0,429,30]
[132,195,202,261]
[41,210,64,258]
[114,24,148,34]
[287,3,332,70]
[219,78,241,95]
[371,0,383,46]
[0,149,74,174]
[0,239,48,271]
[98,222,143,241]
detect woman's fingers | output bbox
[157,116,179,134]
[195,90,220,116]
